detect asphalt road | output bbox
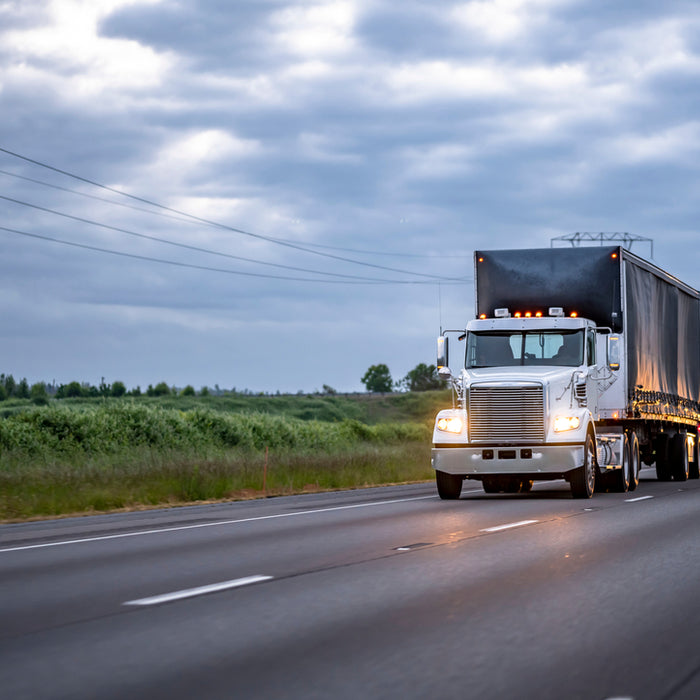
[2,470,700,700]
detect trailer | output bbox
[432,246,700,499]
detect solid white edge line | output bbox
[0,495,435,553]
[625,495,654,502]
[124,575,273,606]
[480,519,539,533]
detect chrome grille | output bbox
[468,385,545,442]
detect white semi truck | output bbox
[432,246,700,499]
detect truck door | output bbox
[584,327,600,416]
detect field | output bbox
[0,391,451,521]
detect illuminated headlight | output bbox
[437,417,464,434]
[553,415,581,432]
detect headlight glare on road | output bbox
[437,417,463,434]
[553,415,581,432]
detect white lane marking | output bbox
[625,496,654,503]
[123,575,273,606]
[480,519,539,533]
[0,495,434,553]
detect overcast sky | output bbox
[1,0,700,393]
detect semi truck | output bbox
[432,246,700,499]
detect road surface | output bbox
[2,470,700,699]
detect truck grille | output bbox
[468,385,545,442]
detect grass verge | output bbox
[0,403,435,521]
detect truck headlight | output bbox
[437,417,464,434]
[553,415,581,432]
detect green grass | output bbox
[0,389,452,424]
[0,400,441,521]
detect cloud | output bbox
[451,0,570,44]
[1,0,172,102]
[2,0,700,391]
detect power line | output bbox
[0,194,440,283]
[0,168,473,259]
[0,224,471,285]
[0,146,466,279]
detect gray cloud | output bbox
[1,0,700,391]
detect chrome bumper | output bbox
[431,444,585,476]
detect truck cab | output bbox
[433,308,606,499]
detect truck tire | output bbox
[654,433,672,481]
[628,432,640,491]
[571,432,596,499]
[610,434,630,493]
[671,433,689,481]
[436,470,463,499]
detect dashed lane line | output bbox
[480,520,539,533]
[123,575,273,606]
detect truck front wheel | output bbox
[571,432,596,499]
[436,470,463,499]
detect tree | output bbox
[3,374,16,397]
[65,381,84,398]
[148,381,171,397]
[399,363,444,392]
[361,364,393,393]
[16,378,30,399]
[30,382,48,406]
[111,381,127,397]
[180,385,196,396]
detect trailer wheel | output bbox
[571,431,596,499]
[436,470,463,499]
[610,434,631,493]
[671,433,689,481]
[628,432,640,491]
[654,434,672,481]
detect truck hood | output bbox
[461,365,579,385]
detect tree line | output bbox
[361,363,444,393]
[0,374,208,404]
[0,362,445,405]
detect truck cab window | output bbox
[587,329,596,366]
[467,330,584,368]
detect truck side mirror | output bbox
[607,335,621,371]
[437,335,449,373]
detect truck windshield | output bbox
[466,329,584,368]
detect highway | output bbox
[2,470,700,700]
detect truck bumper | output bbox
[431,444,585,476]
